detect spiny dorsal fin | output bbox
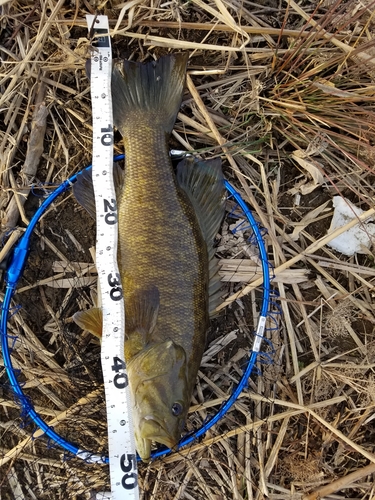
[208,261,224,317]
[176,157,226,316]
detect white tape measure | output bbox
[86,15,139,500]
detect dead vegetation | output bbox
[2,0,375,498]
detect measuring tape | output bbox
[86,15,139,500]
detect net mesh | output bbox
[1,178,277,499]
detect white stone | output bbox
[327,196,375,256]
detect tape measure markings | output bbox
[86,15,139,500]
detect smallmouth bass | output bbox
[73,53,225,461]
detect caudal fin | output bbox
[111,53,188,135]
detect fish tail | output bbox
[112,53,189,134]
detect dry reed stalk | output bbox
[2,85,48,235]
[0,388,102,467]
[303,461,375,500]
[217,207,375,311]
[162,395,346,464]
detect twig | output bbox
[0,389,102,467]
[2,84,48,234]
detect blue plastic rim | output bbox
[0,154,271,463]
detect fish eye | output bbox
[171,402,183,417]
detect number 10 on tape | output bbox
[86,15,139,500]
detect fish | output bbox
[73,53,225,461]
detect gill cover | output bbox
[127,340,189,461]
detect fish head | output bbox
[127,340,189,461]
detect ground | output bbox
[1,1,375,499]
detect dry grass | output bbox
[2,0,375,498]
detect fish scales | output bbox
[119,125,209,374]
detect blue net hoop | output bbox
[0,154,271,463]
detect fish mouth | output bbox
[140,416,178,450]
[137,437,152,462]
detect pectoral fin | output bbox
[126,286,160,339]
[73,307,103,338]
[124,286,160,360]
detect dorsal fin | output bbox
[176,157,226,316]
